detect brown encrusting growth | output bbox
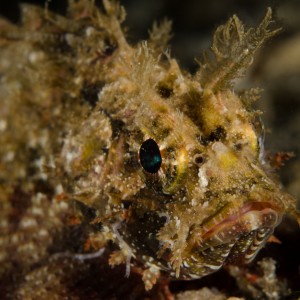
[0,1,299,299]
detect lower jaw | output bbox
[178,226,274,279]
[175,203,282,278]
[226,226,274,264]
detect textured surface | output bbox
[0,1,299,299]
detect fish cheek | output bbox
[119,210,168,262]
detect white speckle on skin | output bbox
[34,157,44,169]
[65,33,76,46]
[174,216,181,228]
[243,48,249,55]
[198,167,208,188]
[202,201,209,208]
[57,201,68,210]
[20,217,38,229]
[55,184,64,195]
[94,165,101,174]
[28,51,45,64]
[31,207,44,216]
[3,151,15,162]
[0,219,8,229]
[205,264,222,271]
[86,27,96,37]
[190,255,198,262]
[74,76,82,85]
[212,141,227,155]
[32,193,45,205]
[0,119,7,131]
[66,151,76,163]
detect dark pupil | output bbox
[139,139,162,173]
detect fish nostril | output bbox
[193,153,206,167]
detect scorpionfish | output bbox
[0,0,299,292]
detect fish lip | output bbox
[200,201,282,244]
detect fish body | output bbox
[0,0,299,292]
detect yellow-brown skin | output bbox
[0,0,299,293]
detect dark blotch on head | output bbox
[157,85,173,98]
[101,38,118,58]
[80,81,105,107]
[234,143,243,151]
[200,126,227,145]
[139,139,162,173]
[208,126,227,142]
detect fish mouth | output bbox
[179,202,283,278]
[183,226,275,279]
[197,201,283,264]
[200,201,282,247]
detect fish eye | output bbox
[139,138,162,173]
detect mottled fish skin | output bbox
[0,0,299,292]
